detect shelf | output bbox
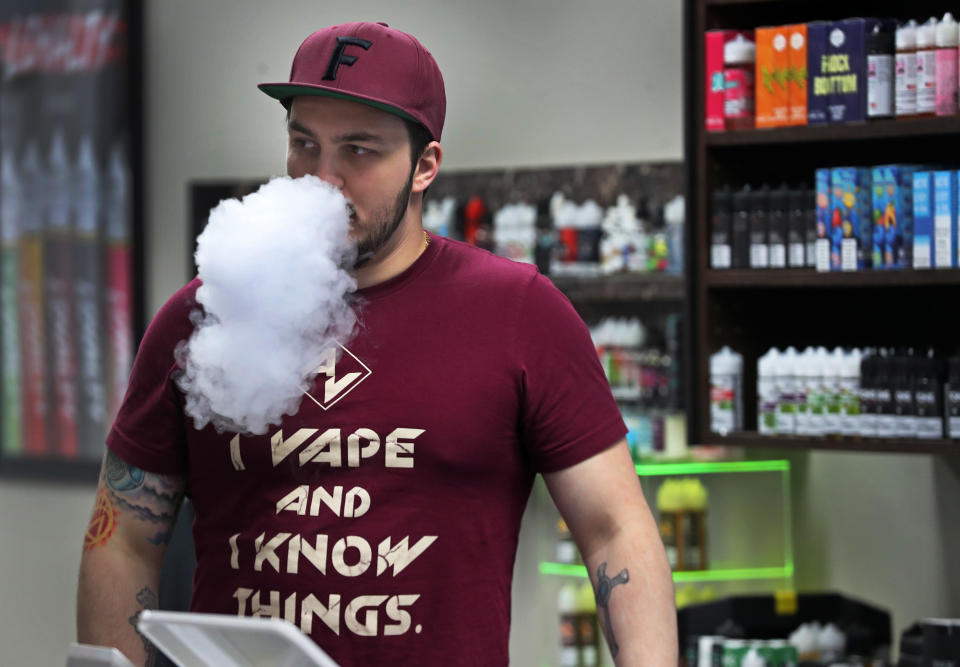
[707,432,960,455]
[705,117,960,148]
[539,562,794,583]
[635,459,789,476]
[704,268,960,289]
[549,273,684,302]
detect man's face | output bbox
[286,96,415,265]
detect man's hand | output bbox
[77,448,185,666]
[544,439,677,666]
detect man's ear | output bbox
[412,141,443,194]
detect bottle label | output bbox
[868,54,894,117]
[841,387,861,435]
[896,51,918,115]
[723,68,755,120]
[841,238,857,271]
[916,416,944,439]
[917,49,937,113]
[769,244,787,268]
[789,243,805,267]
[710,380,736,435]
[935,48,959,115]
[895,416,918,438]
[750,243,769,268]
[815,238,831,272]
[711,244,732,269]
[876,414,897,437]
[776,383,797,434]
[950,416,960,439]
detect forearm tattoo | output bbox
[595,562,630,657]
[128,587,159,667]
[84,449,185,548]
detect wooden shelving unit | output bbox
[684,0,960,455]
[551,273,684,303]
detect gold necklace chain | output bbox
[423,230,430,250]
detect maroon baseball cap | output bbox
[259,21,446,141]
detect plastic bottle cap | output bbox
[897,21,917,49]
[937,13,959,47]
[724,34,756,64]
[917,17,939,48]
[869,24,895,53]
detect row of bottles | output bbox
[710,345,960,439]
[423,193,685,277]
[1,132,133,461]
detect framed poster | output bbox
[0,0,144,479]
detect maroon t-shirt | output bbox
[107,233,626,665]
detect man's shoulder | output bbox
[145,277,203,344]
[433,235,540,289]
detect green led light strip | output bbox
[539,562,794,583]
[634,460,789,476]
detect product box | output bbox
[824,18,877,123]
[872,165,923,270]
[830,167,872,271]
[806,21,830,125]
[786,24,808,126]
[756,26,790,128]
[933,170,959,268]
[815,168,831,271]
[705,30,751,132]
[913,171,934,269]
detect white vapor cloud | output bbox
[176,175,357,434]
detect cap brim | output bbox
[258,82,422,127]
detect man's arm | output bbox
[544,438,677,666]
[77,447,186,666]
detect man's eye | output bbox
[349,145,373,156]
[292,138,317,149]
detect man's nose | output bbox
[313,156,344,190]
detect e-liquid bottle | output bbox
[749,185,770,269]
[896,20,919,117]
[859,349,878,438]
[732,186,751,269]
[711,186,733,269]
[935,12,959,116]
[787,188,807,268]
[767,185,788,269]
[892,352,917,438]
[916,17,939,117]
[805,187,818,269]
[724,34,756,130]
[914,352,945,439]
[948,356,960,439]
[868,22,895,119]
[874,349,896,438]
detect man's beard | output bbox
[351,168,415,269]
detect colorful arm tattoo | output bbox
[83,449,185,551]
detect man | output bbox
[77,21,676,666]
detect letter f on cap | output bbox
[323,36,373,81]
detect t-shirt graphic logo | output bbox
[303,343,372,410]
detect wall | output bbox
[790,451,960,648]
[0,1,682,665]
